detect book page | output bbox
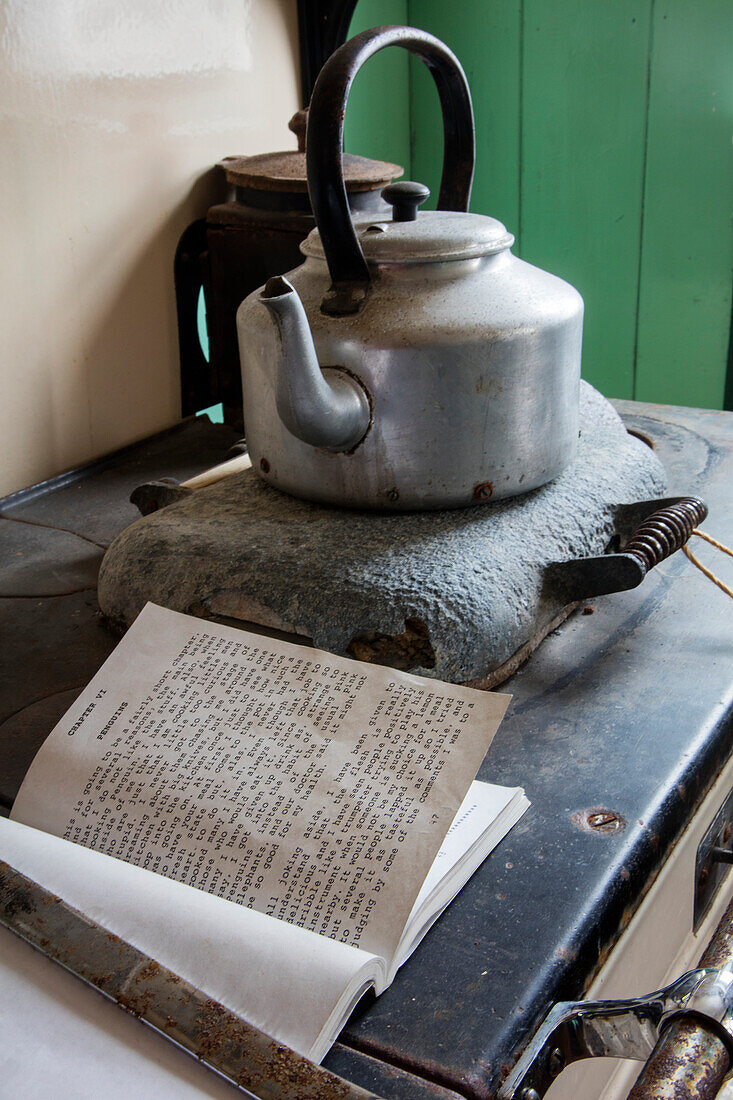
[0,817,381,1064]
[12,603,509,963]
[412,781,524,910]
[390,780,530,975]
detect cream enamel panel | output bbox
[541,755,733,1100]
[0,0,299,496]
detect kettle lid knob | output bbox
[288,108,309,153]
[382,180,430,222]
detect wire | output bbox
[692,528,733,559]
[682,529,733,600]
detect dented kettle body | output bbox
[236,24,584,512]
[237,242,583,511]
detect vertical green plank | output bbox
[343,0,411,172]
[635,0,733,409]
[406,0,522,231]
[522,2,652,399]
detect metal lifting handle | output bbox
[306,24,475,312]
[498,895,733,1100]
[547,496,709,601]
[627,894,733,1099]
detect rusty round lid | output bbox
[218,109,403,194]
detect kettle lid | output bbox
[218,110,402,195]
[301,206,514,264]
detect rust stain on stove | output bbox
[625,426,655,450]
[0,880,36,919]
[136,960,162,980]
[571,807,626,835]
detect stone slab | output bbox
[98,384,667,684]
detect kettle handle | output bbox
[306,24,475,315]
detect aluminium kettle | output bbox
[236,25,583,511]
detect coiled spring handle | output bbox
[624,497,708,574]
[548,495,709,601]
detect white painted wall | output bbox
[0,0,300,496]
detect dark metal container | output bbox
[175,110,401,430]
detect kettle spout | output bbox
[260,276,370,451]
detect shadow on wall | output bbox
[79,167,224,456]
[10,131,225,494]
[0,0,300,497]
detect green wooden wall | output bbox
[344,0,411,173]
[345,0,733,409]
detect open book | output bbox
[5,603,528,1064]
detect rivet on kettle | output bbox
[473,482,494,502]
